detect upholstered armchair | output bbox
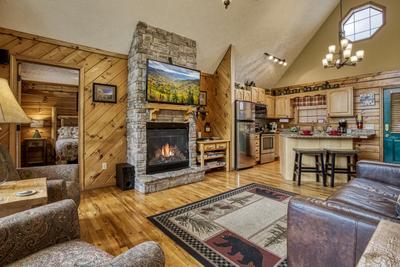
[0,144,80,205]
[0,199,165,266]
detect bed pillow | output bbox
[71,127,79,139]
[58,127,72,139]
[396,195,400,218]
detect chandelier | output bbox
[322,0,365,69]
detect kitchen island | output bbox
[280,131,375,182]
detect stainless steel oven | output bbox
[260,133,275,163]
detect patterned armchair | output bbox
[0,144,80,205]
[0,199,165,266]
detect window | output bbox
[342,3,385,42]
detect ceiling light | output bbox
[264,52,287,67]
[322,0,365,69]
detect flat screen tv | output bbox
[146,59,200,105]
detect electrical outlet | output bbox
[102,162,107,170]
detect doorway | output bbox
[383,88,400,164]
[9,58,83,174]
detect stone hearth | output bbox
[127,21,205,193]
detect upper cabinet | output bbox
[251,87,265,104]
[264,95,275,118]
[275,96,293,118]
[327,87,354,117]
[235,89,251,102]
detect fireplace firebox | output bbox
[146,122,189,174]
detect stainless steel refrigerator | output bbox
[235,100,257,170]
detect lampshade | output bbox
[0,78,31,124]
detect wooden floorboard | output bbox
[79,161,343,266]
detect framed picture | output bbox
[199,91,207,106]
[93,83,117,103]
[360,92,375,106]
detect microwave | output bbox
[255,104,267,119]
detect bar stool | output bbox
[325,149,358,187]
[293,148,326,186]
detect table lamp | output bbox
[0,78,31,185]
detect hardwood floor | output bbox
[79,161,343,266]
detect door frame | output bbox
[9,55,85,189]
[382,86,400,163]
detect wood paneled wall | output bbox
[208,47,233,142]
[196,73,215,135]
[273,69,400,161]
[0,28,128,190]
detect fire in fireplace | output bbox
[146,122,189,174]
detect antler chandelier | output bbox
[322,0,365,69]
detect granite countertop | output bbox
[280,129,376,139]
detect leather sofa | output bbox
[287,160,400,267]
[0,199,165,266]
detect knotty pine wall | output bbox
[273,69,400,161]
[196,73,215,136]
[0,28,128,190]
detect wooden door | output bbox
[327,87,354,117]
[384,88,400,164]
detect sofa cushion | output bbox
[8,240,113,267]
[328,178,399,219]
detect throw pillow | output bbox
[58,127,72,139]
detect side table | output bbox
[0,178,48,218]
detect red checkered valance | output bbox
[292,95,326,107]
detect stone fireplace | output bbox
[146,122,189,174]
[127,22,205,193]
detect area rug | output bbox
[148,183,296,267]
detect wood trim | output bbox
[0,27,128,59]
[78,68,85,191]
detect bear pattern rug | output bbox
[148,183,295,267]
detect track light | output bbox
[264,52,287,67]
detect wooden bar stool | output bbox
[325,149,358,187]
[293,148,326,186]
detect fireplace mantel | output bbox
[145,103,197,121]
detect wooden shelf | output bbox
[197,154,225,161]
[145,103,197,121]
[197,140,230,172]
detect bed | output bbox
[55,118,79,164]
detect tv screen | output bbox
[146,59,200,105]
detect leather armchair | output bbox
[287,160,400,267]
[0,144,80,205]
[0,199,165,267]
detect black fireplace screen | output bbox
[146,122,189,174]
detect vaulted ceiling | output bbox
[0,0,338,87]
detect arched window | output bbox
[342,2,385,42]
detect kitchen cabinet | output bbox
[235,89,251,101]
[327,86,354,117]
[264,95,275,118]
[275,96,293,118]
[251,87,265,104]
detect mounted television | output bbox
[146,59,200,105]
